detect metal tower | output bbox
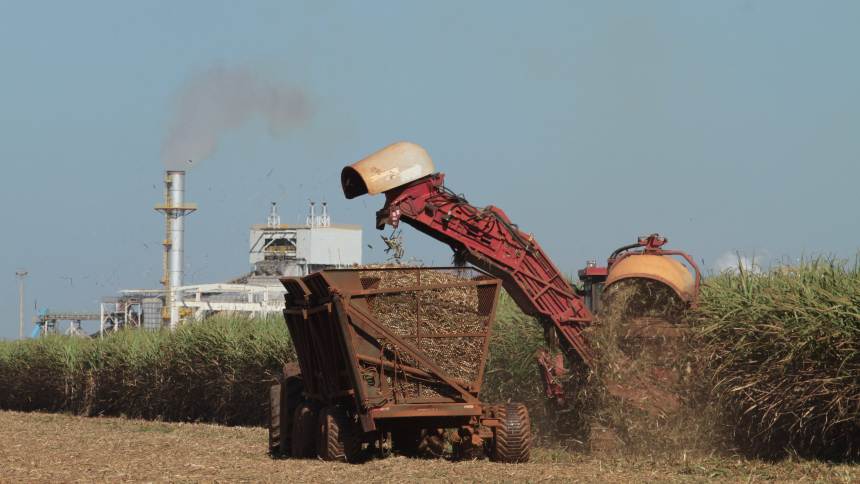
[154,170,196,329]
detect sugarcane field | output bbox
[2,2,859,483]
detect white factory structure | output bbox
[67,171,363,337]
[249,201,363,277]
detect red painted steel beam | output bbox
[376,173,595,367]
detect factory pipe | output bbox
[156,170,196,330]
[167,171,185,329]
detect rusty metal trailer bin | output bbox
[268,267,531,463]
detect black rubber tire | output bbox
[291,401,319,459]
[268,382,285,456]
[317,405,361,463]
[269,376,304,457]
[491,403,531,463]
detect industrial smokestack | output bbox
[167,171,186,328]
[155,170,196,329]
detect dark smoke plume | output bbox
[161,66,311,169]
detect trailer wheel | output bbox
[268,382,284,455]
[291,401,319,458]
[490,403,531,463]
[269,375,304,456]
[317,405,360,463]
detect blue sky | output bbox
[1,1,858,339]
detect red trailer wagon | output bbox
[268,266,531,463]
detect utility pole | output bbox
[16,271,28,339]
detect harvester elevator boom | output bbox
[373,172,594,366]
[341,141,701,402]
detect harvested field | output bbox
[2,411,856,483]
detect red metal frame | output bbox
[282,267,503,432]
[375,176,704,403]
[376,174,594,401]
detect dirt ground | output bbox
[0,411,856,483]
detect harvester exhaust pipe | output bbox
[341,141,436,199]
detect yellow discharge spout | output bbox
[341,142,436,199]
